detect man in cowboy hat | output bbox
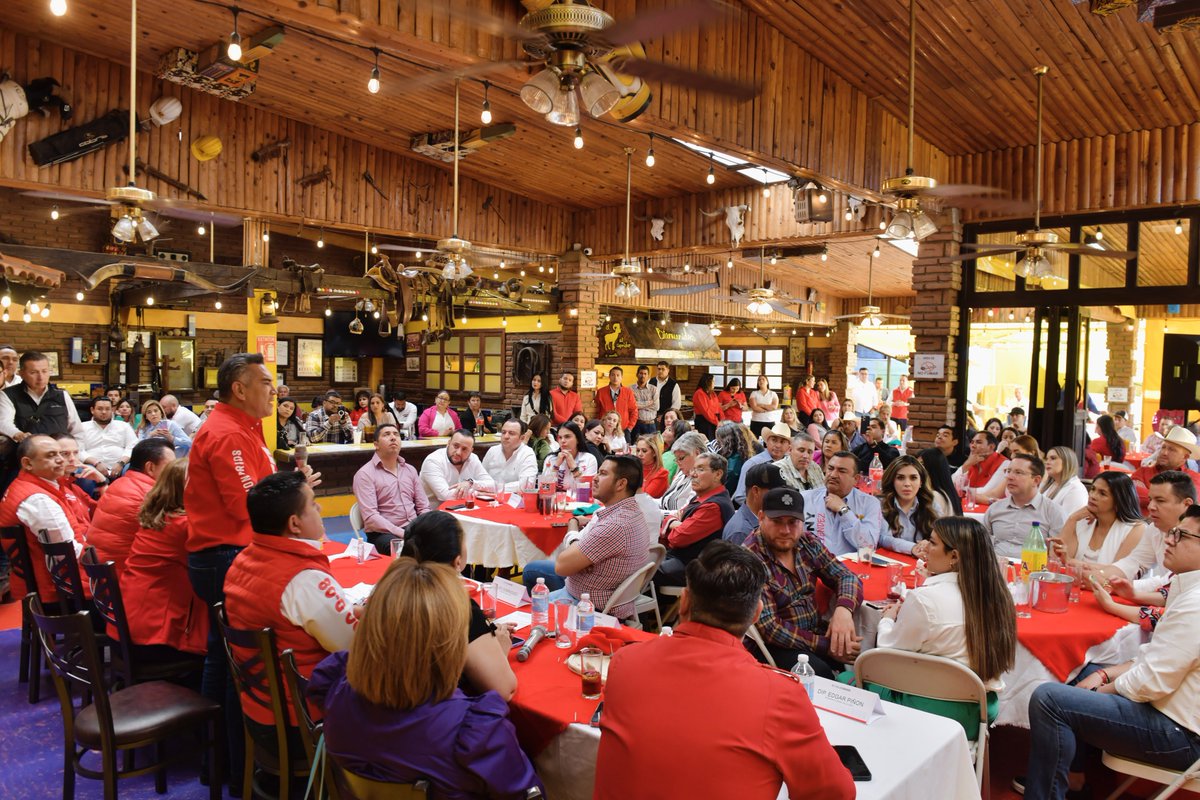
[1132,426,1200,515]
[732,421,794,506]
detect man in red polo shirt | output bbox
[1132,427,1200,514]
[595,539,854,799]
[952,430,1008,498]
[595,366,638,434]
[890,374,913,431]
[550,371,583,426]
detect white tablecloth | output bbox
[533,699,979,800]
[453,511,560,569]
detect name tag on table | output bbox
[507,493,523,510]
[493,576,531,607]
[811,676,886,725]
[329,538,378,561]
[561,605,620,631]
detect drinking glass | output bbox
[886,563,904,600]
[464,486,476,510]
[966,487,978,509]
[1008,565,1031,618]
[554,600,574,649]
[390,539,405,560]
[856,534,875,577]
[293,443,308,472]
[480,582,497,621]
[579,647,603,699]
[351,428,363,445]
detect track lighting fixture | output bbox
[574,126,583,150]
[645,133,655,168]
[706,153,715,185]
[480,81,492,124]
[227,7,243,62]
[367,48,381,94]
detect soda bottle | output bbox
[869,453,884,490]
[1020,521,1048,582]
[531,577,550,628]
[791,653,816,699]
[538,462,557,516]
[576,592,595,634]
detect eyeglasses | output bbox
[1164,527,1200,544]
[1007,470,1034,477]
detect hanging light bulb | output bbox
[1007,310,1015,320]
[50,205,60,221]
[480,81,493,124]
[1125,319,1134,331]
[1,311,8,323]
[40,304,50,319]
[50,0,68,16]
[825,328,831,337]
[872,243,881,258]
[227,7,243,61]
[709,321,721,336]
[215,299,223,310]
[1175,219,1184,235]
[987,308,995,317]
[367,48,381,94]
[262,230,270,242]
[1,293,10,309]
[808,327,813,337]
[414,249,423,260]
[75,290,84,301]
[316,232,325,248]
[22,304,31,323]
[726,254,734,269]
[493,270,499,280]
[820,245,829,262]
[501,315,508,327]
[573,126,584,150]
[844,207,853,222]
[1094,226,1104,242]
[536,317,543,328]
[879,217,887,231]
[683,261,691,272]
[1026,313,1033,323]
[706,153,715,185]
[631,314,638,324]
[769,254,777,265]
[816,190,828,204]
[197,222,206,236]
[370,243,378,255]
[145,296,154,306]
[29,301,40,315]
[791,328,797,335]
[645,133,655,167]
[519,269,526,277]
[420,311,429,322]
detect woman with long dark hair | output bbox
[918,447,963,516]
[820,429,850,466]
[717,378,748,424]
[527,414,553,471]
[350,389,371,427]
[276,397,305,450]
[356,392,398,432]
[554,421,598,486]
[691,373,721,439]
[582,418,610,462]
[747,374,781,437]
[519,374,553,424]
[878,455,946,557]
[1084,414,1126,478]
[807,408,831,457]
[1054,471,1144,567]
[713,421,750,496]
[876,517,1017,734]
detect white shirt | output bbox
[481,443,538,493]
[1071,518,1143,564]
[1113,570,1200,734]
[1116,427,1139,446]
[1041,476,1089,517]
[0,385,84,438]
[3,374,21,388]
[169,405,203,437]
[876,572,1003,691]
[392,402,417,437]
[848,379,878,415]
[280,540,358,653]
[77,418,139,465]
[749,390,781,423]
[1112,524,1171,591]
[418,448,495,504]
[16,476,84,563]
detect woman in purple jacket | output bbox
[308,558,543,799]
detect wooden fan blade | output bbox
[431,1,547,43]
[610,57,758,99]
[767,301,802,319]
[940,248,1024,262]
[1046,244,1137,260]
[921,184,1005,197]
[600,0,727,47]
[947,196,1037,214]
[153,205,243,226]
[649,282,718,296]
[958,242,1024,250]
[390,60,530,97]
[645,274,688,285]
[21,190,113,206]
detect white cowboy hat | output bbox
[1162,426,1200,459]
[763,421,794,442]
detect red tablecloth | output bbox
[438,500,573,556]
[1124,452,1147,468]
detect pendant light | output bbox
[480,81,492,124]
[367,48,381,94]
[226,7,243,62]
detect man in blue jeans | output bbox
[1023,505,1200,799]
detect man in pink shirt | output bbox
[352,423,429,554]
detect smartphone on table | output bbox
[834,745,872,781]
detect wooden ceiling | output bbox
[740,0,1200,155]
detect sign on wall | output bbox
[598,317,722,365]
[912,353,945,380]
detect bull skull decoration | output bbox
[633,213,674,242]
[701,204,750,247]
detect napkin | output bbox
[573,625,643,654]
[572,503,602,516]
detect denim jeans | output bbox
[1026,679,1200,799]
[522,559,566,592]
[188,545,245,788]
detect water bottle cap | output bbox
[580,592,590,600]
[797,654,809,664]
[536,577,545,585]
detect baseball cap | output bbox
[744,462,786,492]
[761,487,805,519]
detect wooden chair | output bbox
[853,648,990,791]
[29,596,223,800]
[280,649,343,800]
[1101,752,1200,800]
[1,524,45,702]
[80,550,202,689]
[215,604,309,800]
[41,540,89,615]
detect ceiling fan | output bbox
[877,1,1031,240]
[834,252,909,328]
[708,248,811,319]
[397,0,756,127]
[943,65,1136,288]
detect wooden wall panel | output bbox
[0,32,572,255]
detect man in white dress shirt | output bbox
[77,396,139,479]
[390,390,418,439]
[1101,470,1195,591]
[419,429,495,504]
[160,394,202,438]
[0,351,85,442]
[0,345,19,388]
[481,418,537,492]
[847,368,878,421]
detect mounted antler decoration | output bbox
[633,213,674,242]
[701,204,750,246]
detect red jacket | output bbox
[692,389,722,426]
[595,621,854,799]
[550,387,583,425]
[225,534,356,725]
[123,514,209,654]
[185,403,277,552]
[643,465,669,499]
[595,385,638,431]
[88,469,155,574]
[0,471,90,603]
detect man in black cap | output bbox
[743,487,863,678]
[723,462,786,545]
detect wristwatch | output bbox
[838,506,851,516]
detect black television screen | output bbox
[323,310,407,358]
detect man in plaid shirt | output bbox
[744,487,863,678]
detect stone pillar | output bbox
[243,218,277,447]
[827,320,858,400]
[557,249,601,413]
[1105,320,1135,416]
[907,209,963,452]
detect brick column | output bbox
[907,209,963,452]
[557,249,601,412]
[1105,321,1135,416]
[827,321,857,400]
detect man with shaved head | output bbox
[159,394,202,438]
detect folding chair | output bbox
[1101,752,1200,800]
[601,559,659,630]
[630,544,666,631]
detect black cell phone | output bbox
[444,503,468,511]
[509,636,525,650]
[834,745,872,782]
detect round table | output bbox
[437,499,577,569]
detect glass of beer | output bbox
[480,583,497,621]
[579,647,603,699]
[293,443,307,471]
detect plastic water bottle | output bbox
[659,626,673,637]
[576,592,595,634]
[791,654,816,699]
[531,578,550,628]
[869,453,884,490]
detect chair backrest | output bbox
[80,550,137,687]
[0,524,36,597]
[853,648,988,725]
[42,540,87,614]
[29,597,113,754]
[280,649,319,763]
[348,503,364,538]
[328,762,429,800]
[743,624,776,668]
[214,604,293,766]
[602,559,660,617]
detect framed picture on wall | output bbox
[46,351,60,377]
[295,337,324,379]
[788,337,807,368]
[276,337,290,368]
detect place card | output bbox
[507,492,523,510]
[495,610,532,629]
[560,606,621,631]
[493,576,531,607]
[328,538,378,561]
[810,676,886,725]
